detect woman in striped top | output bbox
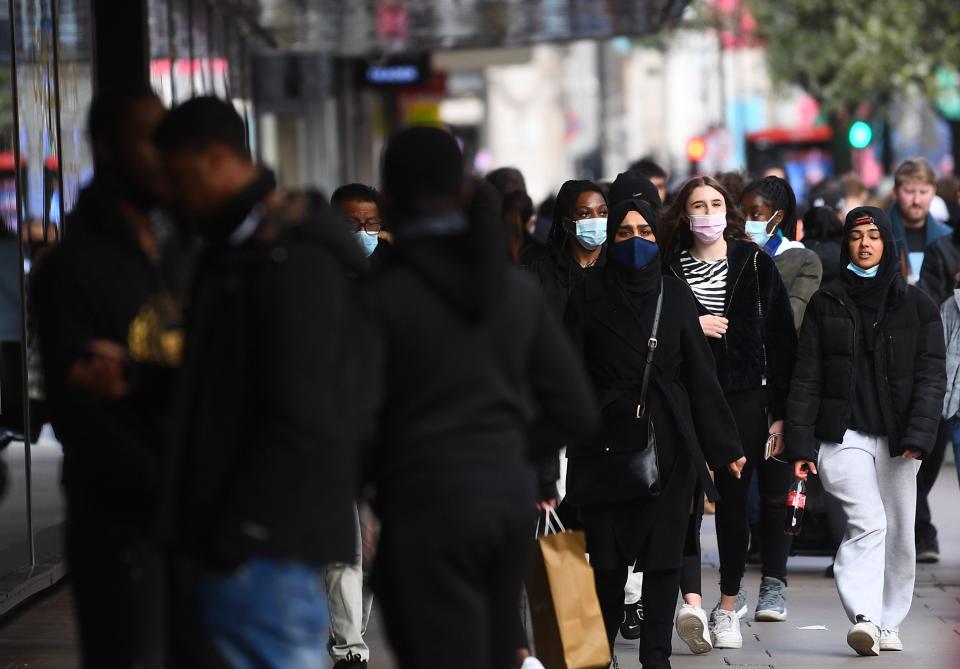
[659,176,797,655]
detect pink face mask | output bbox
[688,213,727,243]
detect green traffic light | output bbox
[849,121,873,149]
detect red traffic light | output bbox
[686,136,707,162]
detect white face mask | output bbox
[746,212,780,247]
[688,213,727,244]
[572,217,607,250]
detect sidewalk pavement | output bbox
[364,462,960,668]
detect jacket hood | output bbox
[392,178,507,323]
[840,205,898,276]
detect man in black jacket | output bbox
[32,85,189,668]
[354,127,599,669]
[155,97,365,667]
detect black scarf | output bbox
[605,199,662,308]
[200,169,277,245]
[839,206,900,351]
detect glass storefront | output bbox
[0,0,258,612]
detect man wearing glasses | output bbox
[326,182,383,669]
[332,184,389,272]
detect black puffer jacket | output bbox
[786,210,947,461]
[667,240,797,419]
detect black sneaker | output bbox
[620,600,644,640]
[916,533,940,563]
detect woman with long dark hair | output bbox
[741,176,823,329]
[526,180,608,318]
[660,176,797,652]
[564,199,744,669]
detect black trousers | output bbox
[714,389,793,596]
[66,519,164,669]
[680,512,703,597]
[916,417,948,540]
[375,499,534,669]
[595,565,679,667]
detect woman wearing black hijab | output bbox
[785,206,945,657]
[563,199,744,669]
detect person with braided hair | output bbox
[741,177,823,330]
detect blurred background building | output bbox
[0,0,956,614]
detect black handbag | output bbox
[565,287,663,505]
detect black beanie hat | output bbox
[608,170,662,211]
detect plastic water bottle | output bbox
[784,479,806,536]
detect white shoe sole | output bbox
[880,641,903,652]
[755,608,787,622]
[712,636,743,650]
[847,629,880,656]
[676,615,712,654]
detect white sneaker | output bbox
[847,616,880,656]
[879,629,903,651]
[710,608,743,649]
[676,604,712,654]
[521,659,547,669]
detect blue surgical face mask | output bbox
[745,212,779,247]
[847,262,879,278]
[354,232,379,257]
[609,236,659,271]
[572,217,607,250]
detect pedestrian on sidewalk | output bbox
[786,206,945,657]
[563,199,744,669]
[741,176,823,330]
[33,85,193,669]
[156,97,366,668]
[660,176,797,651]
[525,179,608,318]
[323,183,385,669]
[353,127,599,669]
[333,183,392,273]
[938,279,960,488]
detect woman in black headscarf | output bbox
[563,199,744,669]
[785,206,945,657]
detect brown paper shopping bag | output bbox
[526,508,612,669]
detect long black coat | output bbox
[563,274,743,570]
[667,240,797,419]
[785,275,946,461]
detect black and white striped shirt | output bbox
[681,250,728,315]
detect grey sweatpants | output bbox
[818,430,921,631]
[323,507,375,662]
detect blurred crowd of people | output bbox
[24,84,960,669]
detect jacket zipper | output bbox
[822,289,858,425]
[753,252,767,375]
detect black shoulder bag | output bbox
[565,287,663,505]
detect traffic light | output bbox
[686,136,707,162]
[848,121,873,149]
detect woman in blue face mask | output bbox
[525,180,608,320]
[563,199,745,669]
[786,206,945,656]
[741,177,823,330]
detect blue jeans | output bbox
[950,416,960,488]
[199,559,328,669]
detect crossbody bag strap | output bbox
[636,285,664,418]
